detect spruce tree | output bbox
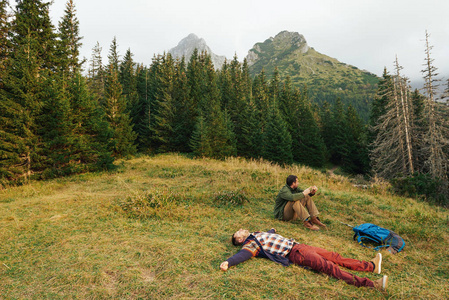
[119,48,140,128]
[253,69,270,128]
[0,0,10,87]
[104,62,137,157]
[0,0,12,183]
[0,0,57,183]
[56,2,113,173]
[239,99,263,159]
[319,101,333,162]
[87,42,105,100]
[189,53,236,158]
[262,104,293,165]
[57,0,83,76]
[328,99,350,165]
[134,63,151,150]
[291,87,326,168]
[368,68,393,145]
[187,48,202,113]
[189,114,211,157]
[37,74,75,177]
[172,57,194,152]
[343,105,370,174]
[150,53,177,152]
[68,73,114,171]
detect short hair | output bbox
[232,233,239,246]
[286,175,298,186]
[231,233,240,246]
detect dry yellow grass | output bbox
[0,153,448,299]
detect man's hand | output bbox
[220,261,229,271]
[303,186,318,196]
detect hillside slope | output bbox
[246,31,380,119]
[1,154,448,299]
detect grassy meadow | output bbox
[1,153,448,299]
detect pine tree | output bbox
[108,36,120,73]
[34,0,83,178]
[239,99,262,159]
[0,0,57,183]
[0,0,10,88]
[134,63,151,150]
[189,114,211,157]
[252,69,270,139]
[262,104,293,165]
[187,48,202,112]
[328,99,350,165]
[319,101,333,162]
[369,68,393,142]
[53,2,113,174]
[291,87,326,168]
[68,73,114,171]
[0,1,12,183]
[119,48,139,125]
[269,67,281,103]
[343,105,370,174]
[150,53,177,152]
[87,42,105,100]
[172,57,194,152]
[104,62,137,157]
[37,74,74,177]
[57,0,83,77]
[219,54,248,155]
[218,59,232,109]
[189,53,236,158]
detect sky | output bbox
[15,0,449,88]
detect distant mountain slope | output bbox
[246,31,380,120]
[168,33,226,70]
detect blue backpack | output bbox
[352,223,405,254]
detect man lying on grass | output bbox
[220,228,388,291]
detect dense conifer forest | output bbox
[1,0,448,205]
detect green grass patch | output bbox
[0,153,448,299]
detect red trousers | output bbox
[288,244,375,287]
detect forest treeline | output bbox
[1,1,448,205]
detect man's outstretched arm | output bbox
[220,249,253,271]
[220,229,276,271]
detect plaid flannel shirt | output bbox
[243,231,295,258]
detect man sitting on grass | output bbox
[220,228,388,291]
[274,175,326,231]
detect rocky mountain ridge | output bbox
[168,33,226,70]
[243,30,380,120]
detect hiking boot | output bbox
[310,216,327,228]
[373,275,388,291]
[303,220,320,231]
[371,253,382,274]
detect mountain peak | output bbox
[168,34,226,69]
[273,31,309,49]
[246,30,309,66]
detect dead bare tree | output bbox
[420,30,449,183]
[370,58,415,179]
